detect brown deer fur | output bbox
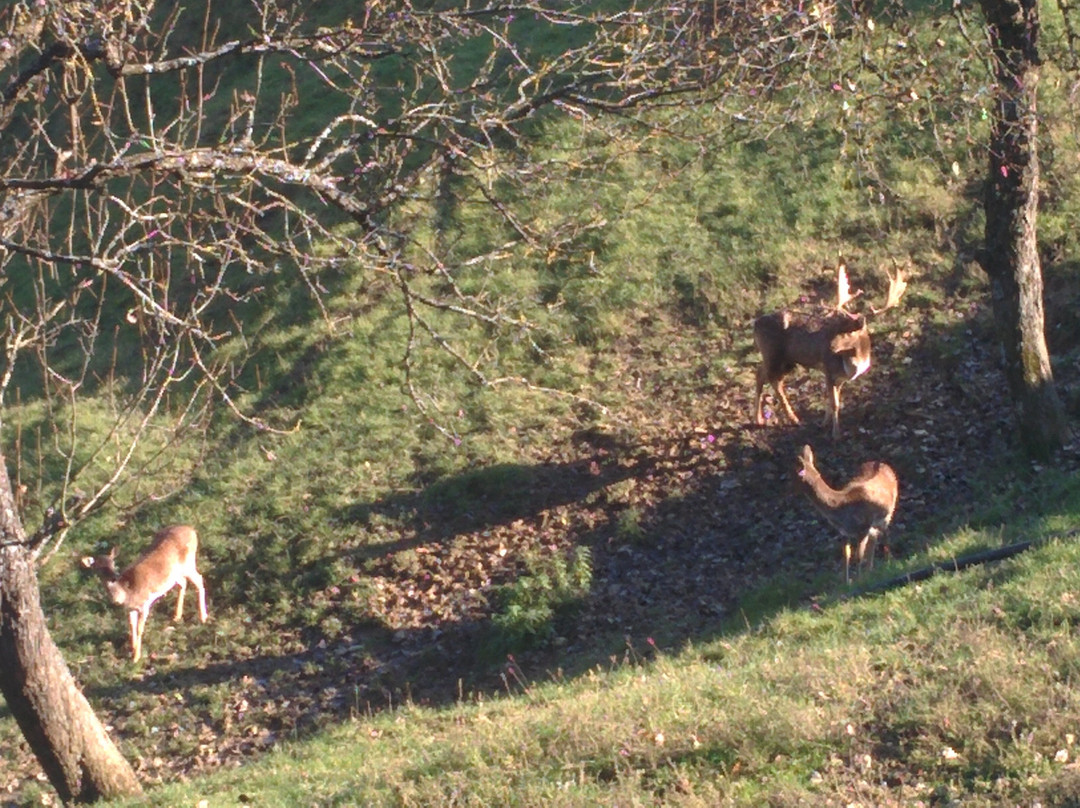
[794,444,898,581]
[754,310,871,439]
[753,260,906,439]
[81,524,208,662]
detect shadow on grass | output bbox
[336,438,643,560]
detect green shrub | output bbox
[486,547,592,657]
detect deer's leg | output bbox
[774,378,800,424]
[825,381,842,438]
[757,362,801,426]
[754,366,767,425]
[135,609,151,661]
[190,571,208,622]
[861,526,881,571]
[174,579,187,621]
[129,609,143,662]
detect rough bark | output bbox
[978,0,1069,459]
[0,457,141,804]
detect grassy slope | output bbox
[105,521,1080,807]
[5,3,1080,806]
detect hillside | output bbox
[7,240,1080,804]
[3,2,1080,805]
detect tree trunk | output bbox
[0,457,142,804]
[978,0,1068,459]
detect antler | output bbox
[836,259,854,310]
[870,260,908,314]
[836,257,907,315]
[835,257,863,311]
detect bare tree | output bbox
[976,0,1069,458]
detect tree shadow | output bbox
[333,431,643,560]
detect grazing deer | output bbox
[794,444,898,583]
[81,524,208,662]
[753,259,906,438]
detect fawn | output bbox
[81,524,208,662]
[794,444,898,582]
[753,259,906,439]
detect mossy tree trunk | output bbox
[0,457,142,804]
[978,0,1068,459]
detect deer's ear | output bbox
[829,331,864,353]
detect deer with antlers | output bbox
[794,444,898,583]
[81,524,208,662]
[753,259,906,439]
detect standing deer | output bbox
[81,524,208,662]
[753,259,906,438]
[794,444,898,583]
